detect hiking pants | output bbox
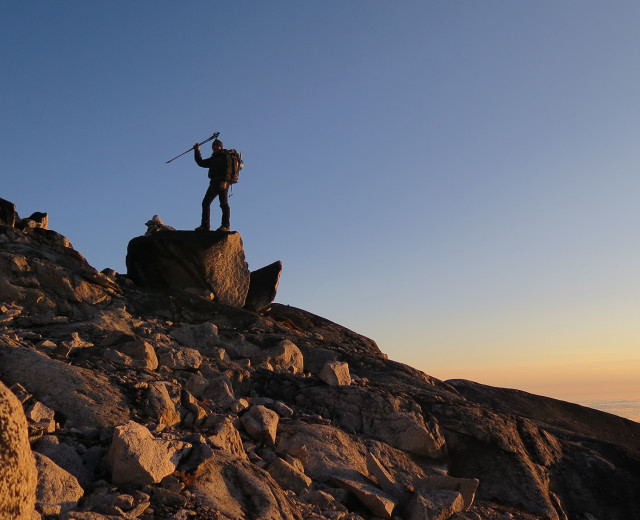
[201,181,230,229]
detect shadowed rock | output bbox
[332,476,397,519]
[33,436,94,488]
[244,260,283,311]
[20,212,48,230]
[34,452,84,515]
[0,197,18,227]
[405,490,464,520]
[126,230,250,306]
[414,474,479,511]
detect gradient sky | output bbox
[2,2,639,411]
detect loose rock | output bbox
[156,345,203,371]
[267,457,312,494]
[170,322,219,349]
[207,416,247,459]
[405,489,465,520]
[34,452,84,515]
[332,476,397,519]
[320,361,351,386]
[107,421,189,486]
[241,405,279,446]
[116,340,158,370]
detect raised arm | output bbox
[193,143,212,168]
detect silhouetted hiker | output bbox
[193,139,242,232]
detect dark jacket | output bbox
[194,149,227,182]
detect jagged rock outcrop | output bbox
[2,199,640,520]
[0,197,18,227]
[244,260,283,312]
[0,224,119,325]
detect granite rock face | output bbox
[126,230,250,306]
[1,199,640,520]
[0,381,37,520]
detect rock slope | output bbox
[1,200,639,520]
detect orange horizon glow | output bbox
[427,356,640,403]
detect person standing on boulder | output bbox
[193,139,231,232]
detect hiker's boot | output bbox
[195,225,210,232]
[218,214,231,232]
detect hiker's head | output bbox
[212,139,223,151]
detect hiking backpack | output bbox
[220,149,243,184]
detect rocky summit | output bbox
[1,197,639,520]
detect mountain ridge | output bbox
[1,197,639,520]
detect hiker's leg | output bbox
[201,183,218,229]
[219,187,230,229]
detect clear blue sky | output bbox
[2,2,639,408]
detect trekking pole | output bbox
[165,131,220,164]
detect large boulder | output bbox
[414,474,479,511]
[146,382,181,428]
[0,381,37,520]
[169,322,219,349]
[126,230,250,307]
